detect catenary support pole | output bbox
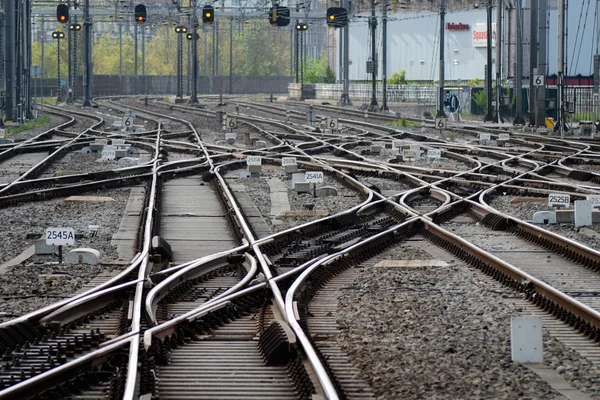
[484,0,494,121]
[190,0,198,103]
[494,0,502,123]
[382,0,388,111]
[535,0,547,127]
[437,0,446,117]
[369,0,378,109]
[557,0,565,137]
[341,0,351,105]
[229,17,233,95]
[82,0,92,106]
[514,0,525,124]
[529,0,538,125]
[4,0,16,120]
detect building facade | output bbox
[342,0,596,82]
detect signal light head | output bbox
[56,4,69,24]
[202,6,214,24]
[52,31,65,39]
[326,7,348,28]
[134,4,147,24]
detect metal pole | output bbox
[342,0,350,105]
[68,24,72,103]
[134,24,138,95]
[24,0,32,119]
[295,26,299,83]
[529,0,538,125]
[177,33,182,98]
[41,17,45,93]
[514,0,525,124]
[229,17,233,95]
[437,0,446,117]
[204,27,208,78]
[190,0,198,103]
[557,0,565,137]
[142,25,146,95]
[57,37,61,99]
[73,16,78,100]
[535,0,547,127]
[119,21,123,77]
[484,0,494,121]
[494,0,502,123]
[369,0,378,109]
[82,0,92,106]
[382,0,388,111]
[215,21,219,77]
[4,0,16,120]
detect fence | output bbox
[31,75,293,98]
[290,83,438,105]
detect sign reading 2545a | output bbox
[45,227,75,246]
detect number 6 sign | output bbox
[328,118,339,130]
[435,117,447,130]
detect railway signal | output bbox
[326,7,348,28]
[186,32,199,40]
[202,6,214,24]
[134,4,147,24]
[295,22,308,31]
[57,4,69,24]
[268,6,290,27]
[69,23,82,31]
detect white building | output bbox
[342,1,597,82]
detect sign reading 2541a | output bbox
[45,227,75,246]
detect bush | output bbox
[388,70,407,85]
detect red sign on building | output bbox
[446,23,469,31]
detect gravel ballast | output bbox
[336,240,600,399]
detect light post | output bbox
[174,25,187,99]
[52,31,65,100]
[68,23,81,103]
[295,22,308,99]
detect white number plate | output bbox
[246,156,262,166]
[305,171,324,183]
[96,139,108,146]
[225,132,236,140]
[122,116,134,128]
[102,145,116,160]
[533,74,545,87]
[586,195,600,208]
[112,139,125,145]
[46,227,75,246]
[226,117,238,129]
[548,193,570,207]
[328,118,339,130]
[403,150,416,159]
[498,133,510,141]
[435,117,447,130]
[427,149,441,159]
[282,157,297,166]
[479,133,491,141]
[392,140,404,149]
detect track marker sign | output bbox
[548,193,570,207]
[328,118,339,130]
[498,133,510,141]
[282,157,297,166]
[479,133,491,141]
[427,149,441,160]
[586,195,600,208]
[246,156,262,166]
[122,115,134,129]
[102,145,116,160]
[533,74,545,87]
[46,227,75,246]
[435,117,447,130]
[226,117,238,129]
[305,171,324,183]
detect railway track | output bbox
[2,96,600,399]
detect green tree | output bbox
[388,70,407,85]
[304,55,335,83]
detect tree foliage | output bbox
[303,55,335,84]
[31,20,295,78]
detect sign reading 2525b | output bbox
[46,227,75,246]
